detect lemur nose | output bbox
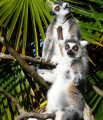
[49,10,56,16]
[67,50,75,56]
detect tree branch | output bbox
[83,103,94,120]
[88,82,103,97]
[0,53,103,98]
[15,112,55,120]
[0,89,24,114]
[92,85,103,97]
[0,53,55,68]
[0,35,49,90]
[0,89,55,120]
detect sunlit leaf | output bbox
[22,0,28,55]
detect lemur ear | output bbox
[80,40,89,47]
[58,40,65,46]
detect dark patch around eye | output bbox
[73,45,78,51]
[65,44,70,50]
[55,6,60,11]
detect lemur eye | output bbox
[73,45,78,51]
[65,44,70,50]
[55,6,60,11]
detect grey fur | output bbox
[37,40,88,120]
[65,70,70,79]
[64,39,80,45]
[42,2,82,64]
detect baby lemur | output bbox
[37,39,88,120]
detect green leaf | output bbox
[29,0,39,56]
[37,0,52,23]
[14,3,25,51]
[88,0,103,4]
[65,0,88,5]
[0,62,33,120]
[6,0,24,41]
[78,21,102,32]
[80,28,103,42]
[31,0,45,41]
[22,0,28,55]
[82,34,103,46]
[0,0,18,25]
[35,0,48,28]
[71,5,103,21]
[89,5,102,28]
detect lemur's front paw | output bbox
[52,62,58,66]
[40,57,46,61]
[36,56,46,62]
[73,77,82,86]
[35,56,41,59]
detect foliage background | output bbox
[0,0,103,119]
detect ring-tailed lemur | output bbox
[37,39,88,120]
[42,1,82,64]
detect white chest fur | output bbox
[53,21,71,40]
[51,21,70,63]
[46,77,71,113]
[46,62,74,113]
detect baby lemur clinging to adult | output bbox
[42,1,82,64]
[37,39,88,120]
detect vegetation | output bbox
[0,0,103,119]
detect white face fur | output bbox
[60,40,88,60]
[52,2,70,16]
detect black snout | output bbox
[49,10,56,16]
[67,50,75,57]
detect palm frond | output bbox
[0,0,52,56]
[0,62,33,119]
[86,70,103,120]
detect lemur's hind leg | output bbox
[60,107,83,120]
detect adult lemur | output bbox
[37,39,88,120]
[42,1,82,64]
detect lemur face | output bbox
[61,39,88,59]
[64,42,80,58]
[50,2,70,16]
